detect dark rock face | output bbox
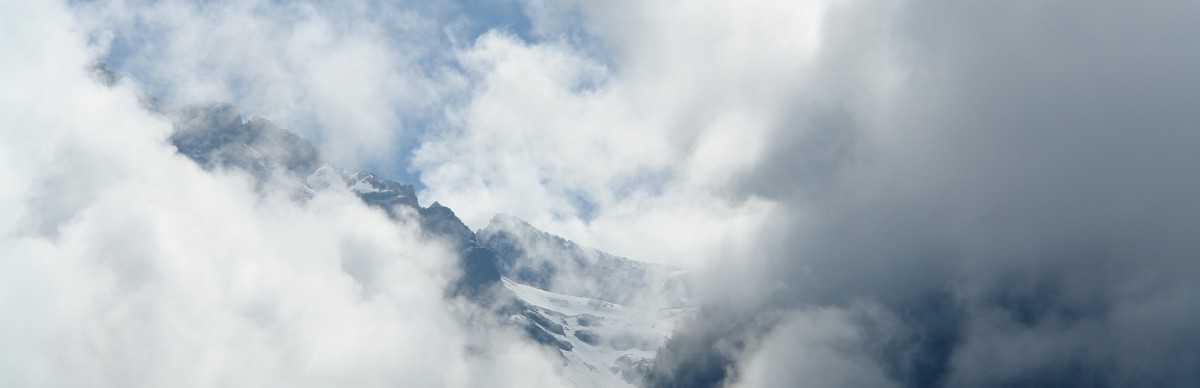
[611,354,653,385]
[418,202,477,248]
[415,202,504,299]
[520,318,574,351]
[454,245,503,299]
[337,169,418,210]
[171,104,321,182]
[573,329,601,346]
[523,309,565,335]
[576,314,602,327]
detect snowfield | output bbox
[503,278,694,387]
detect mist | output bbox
[6,0,1200,387]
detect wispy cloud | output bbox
[72,0,461,176]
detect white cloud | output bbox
[0,1,566,386]
[72,0,451,171]
[66,0,830,274]
[413,0,837,268]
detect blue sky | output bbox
[92,0,537,188]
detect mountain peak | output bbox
[164,103,686,386]
[169,103,322,178]
[478,215,690,307]
[487,213,529,228]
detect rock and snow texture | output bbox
[480,214,691,309]
[484,215,697,386]
[167,103,692,387]
[170,103,322,189]
[503,279,691,387]
[325,168,419,209]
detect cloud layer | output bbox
[636,0,1200,386]
[8,0,1200,386]
[1,1,566,386]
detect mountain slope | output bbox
[166,103,692,386]
[480,214,690,308]
[503,278,691,387]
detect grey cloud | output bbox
[648,0,1200,387]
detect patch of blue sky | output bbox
[75,0,615,193]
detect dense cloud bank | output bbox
[646,1,1200,386]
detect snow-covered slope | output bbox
[503,278,693,387]
[480,214,690,309]
[308,166,419,216]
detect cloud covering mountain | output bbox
[5,0,1200,387]
[1,2,569,386]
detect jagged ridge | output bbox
[166,103,692,387]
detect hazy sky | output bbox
[4,0,1200,387]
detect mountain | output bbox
[480,214,691,308]
[166,104,693,387]
[503,278,691,387]
[171,104,321,190]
